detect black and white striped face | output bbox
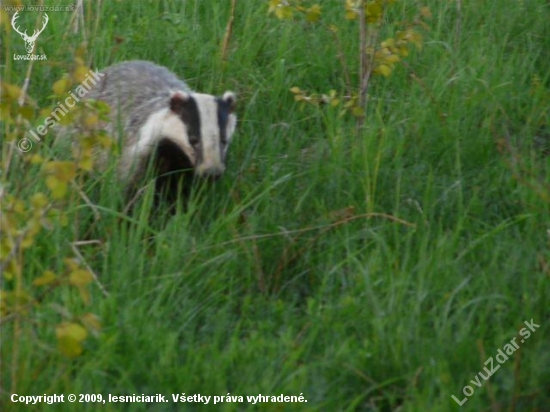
[162,90,237,178]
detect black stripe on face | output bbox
[170,93,201,148]
[216,97,233,145]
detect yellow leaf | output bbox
[83,113,99,127]
[56,322,88,357]
[30,154,44,165]
[18,106,34,120]
[95,100,112,116]
[57,111,74,126]
[80,313,101,334]
[75,43,88,61]
[2,83,23,100]
[375,64,392,77]
[398,46,409,57]
[410,32,423,49]
[351,106,364,118]
[73,66,89,83]
[275,5,293,20]
[268,0,282,13]
[57,322,88,341]
[45,176,68,199]
[77,286,91,306]
[0,9,11,31]
[12,199,25,214]
[365,2,383,23]
[97,133,113,149]
[69,269,93,287]
[420,7,432,19]
[381,38,395,48]
[21,230,37,249]
[78,156,94,172]
[31,193,49,209]
[65,258,80,272]
[385,54,400,64]
[45,175,59,191]
[306,4,321,23]
[33,270,57,286]
[44,161,77,181]
[52,78,72,96]
[0,103,12,121]
[345,9,358,20]
[290,87,301,94]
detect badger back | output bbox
[84,60,237,191]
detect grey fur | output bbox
[87,60,192,142]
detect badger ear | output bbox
[169,91,192,114]
[222,91,236,113]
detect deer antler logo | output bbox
[11,12,49,54]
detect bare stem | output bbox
[455,0,462,49]
[221,0,237,63]
[358,0,368,112]
[322,22,352,98]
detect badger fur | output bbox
[81,60,237,207]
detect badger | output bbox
[79,60,237,208]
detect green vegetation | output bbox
[1,0,549,410]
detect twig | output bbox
[18,60,34,107]
[71,242,109,297]
[123,183,151,215]
[216,212,415,250]
[221,0,237,63]
[71,181,101,222]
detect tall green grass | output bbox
[1,0,549,410]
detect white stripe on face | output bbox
[193,93,225,177]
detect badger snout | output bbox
[195,164,225,180]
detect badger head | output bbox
[126,90,236,208]
[159,90,237,179]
